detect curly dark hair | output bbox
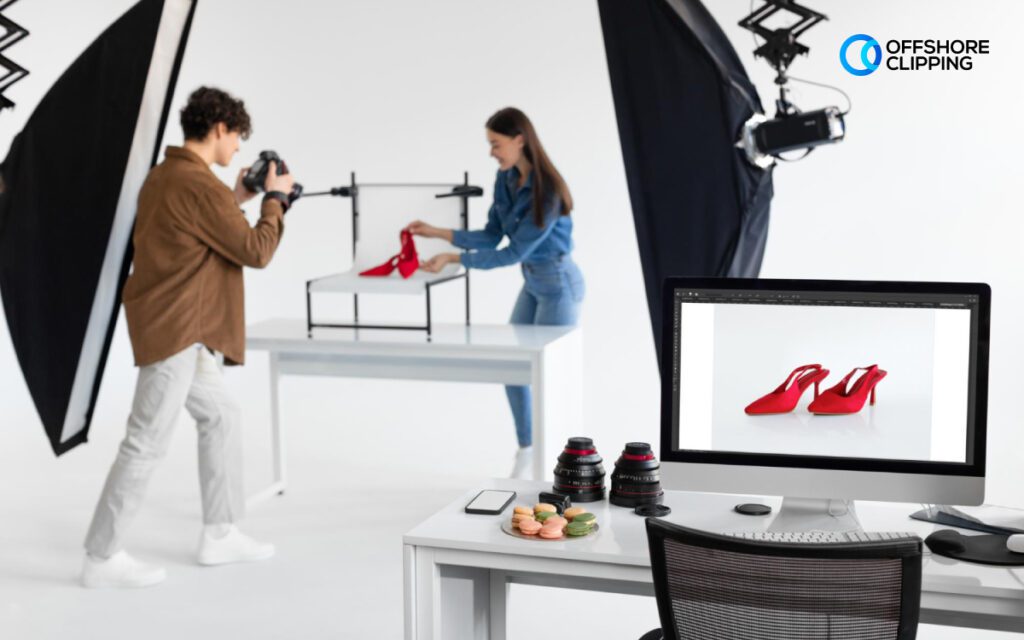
[179,86,252,141]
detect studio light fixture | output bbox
[737,0,847,167]
[0,0,29,111]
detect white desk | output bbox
[403,479,1024,639]
[245,320,583,503]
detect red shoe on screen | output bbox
[745,364,829,415]
[807,365,887,415]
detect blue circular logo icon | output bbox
[840,34,882,76]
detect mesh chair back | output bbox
[646,520,922,640]
[354,185,464,271]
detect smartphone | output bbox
[464,490,516,515]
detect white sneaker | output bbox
[510,446,534,480]
[81,550,166,588]
[197,525,275,566]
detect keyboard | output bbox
[725,530,919,544]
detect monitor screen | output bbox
[661,279,989,476]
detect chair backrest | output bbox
[645,520,922,640]
[353,183,466,270]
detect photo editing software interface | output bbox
[669,286,981,465]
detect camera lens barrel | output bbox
[609,442,664,508]
[552,437,606,502]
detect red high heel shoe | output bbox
[807,365,887,415]
[745,364,830,415]
[359,230,419,278]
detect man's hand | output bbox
[264,160,295,195]
[420,252,460,273]
[406,220,453,242]
[234,166,257,205]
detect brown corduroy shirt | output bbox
[122,146,285,367]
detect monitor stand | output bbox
[766,497,863,533]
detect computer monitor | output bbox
[659,278,990,531]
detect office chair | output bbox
[640,520,922,640]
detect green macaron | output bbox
[572,512,596,525]
[535,511,559,523]
[566,521,593,536]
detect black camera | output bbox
[243,150,303,203]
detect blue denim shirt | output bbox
[452,167,574,269]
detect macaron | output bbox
[544,516,568,529]
[566,521,593,537]
[534,503,557,514]
[518,519,542,535]
[535,511,559,523]
[572,512,596,526]
[539,525,564,539]
[513,505,533,516]
[512,512,536,528]
[564,507,587,521]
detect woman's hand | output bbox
[406,220,453,242]
[420,252,460,273]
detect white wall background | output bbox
[0,2,1021,638]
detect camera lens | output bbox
[609,442,664,508]
[552,437,606,502]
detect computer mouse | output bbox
[1007,534,1024,554]
[924,529,967,555]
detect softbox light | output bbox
[598,0,774,363]
[0,0,197,455]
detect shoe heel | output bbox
[870,386,876,406]
[814,380,821,399]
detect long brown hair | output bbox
[486,107,573,227]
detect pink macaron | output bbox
[518,519,543,535]
[539,525,564,540]
[544,516,568,529]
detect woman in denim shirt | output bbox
[408,107,584,479]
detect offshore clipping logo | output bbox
[840,34,882,76]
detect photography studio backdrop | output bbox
[0,1,1020,638]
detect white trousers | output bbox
[84,345,245,558]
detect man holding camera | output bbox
[81,87,295,588]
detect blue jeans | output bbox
[506,257,585,447]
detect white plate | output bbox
[500,519,599,541]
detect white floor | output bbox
[0,371,1015,639]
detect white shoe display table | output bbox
[244,320,584,504]
[403,479,1024,639]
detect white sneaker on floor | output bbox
[81,550,166,588]
[197,525,275,566]
[510,446,534,480]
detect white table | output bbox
[244,319,583,504]
[403,479,1024,639]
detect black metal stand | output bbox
[738,0,828,117]
[305,172,480,339]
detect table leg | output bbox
[246,352,287,506]
[489,570,508,640]
[411,546,442,639]
[269,352,286,493]
[533,331,584,481]
[407,548,503,639]
[531,355,546,482]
